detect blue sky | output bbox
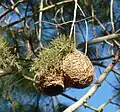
[0,0,120,112]
[57,68,118,112]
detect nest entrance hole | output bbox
[44,83,64,96]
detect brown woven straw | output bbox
[33,36,94,95]
[62,49,94,88]
[37,71,64,96]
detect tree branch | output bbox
[3,0,74,28]
[0,67,12,77]
[77,33,120,48]
[93,62,120,76]
[69,0,77,38]
[97,92,120,111]
[91,55,113,61]
[38,0,43,47]
[0,0,25,20]
[111,101,120,107]
[63,49,120,112]
[61,93,98,111]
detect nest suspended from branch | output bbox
[62,49,94,88]
[32,36,74,96]
[32,36,94,96]
[36,71,64,96]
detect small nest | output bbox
[62,49,94,88]
[36,71,64,96]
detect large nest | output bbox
[32,36,94,96]
[61,49,94,88]
[31,35,74,96]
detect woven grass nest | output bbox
[36,71,64,96]
[62,49,94,88]
[32,36,94,96]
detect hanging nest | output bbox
[31,35,74,96]
[31,35,94,96]
[61,49,94,88]
[36,71,64,96]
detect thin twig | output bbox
[51,97,56,112]
[110,0,115,32]
[9,0,20,16]
[3,0,74,28]
[111,101,120,107]
[93,61,120,76]
[114,73,120,84]
[77,3,88,55]
[91,55,113,61]
[38,0,43,48]
[94,16,114,47]
[22,75,39,84]
[94,16,110,35]
[0,0,25,20]
[97,92,120,111]
[61,93,98,111]
[58,16,92,26]
[69,0,77,38]
[105,79,120,90]
[34,17,92,29]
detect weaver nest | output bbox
[36,70,64,96]
[32,36,94,96]
[62,49,94,88]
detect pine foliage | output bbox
[0,36,19,69]
[31,35,74,77]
